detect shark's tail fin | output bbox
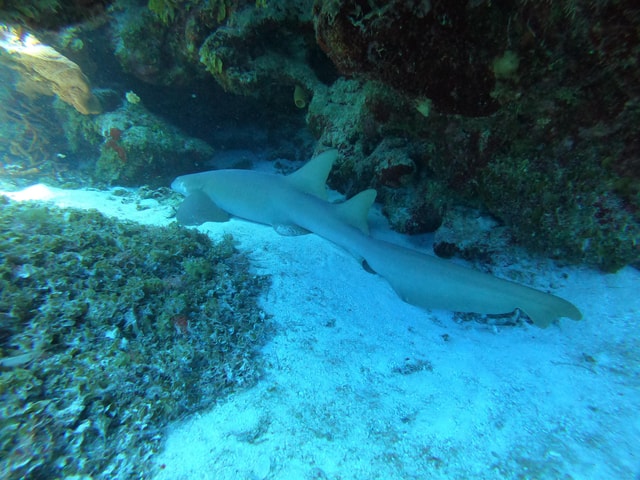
[518,294,583,328]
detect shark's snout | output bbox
[171,177,187,195]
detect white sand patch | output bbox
[3,184,638,479]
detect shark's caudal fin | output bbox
[518,295,583,328]
[286,149,338,200]
[335,189,377,235]
[360,239,583,329]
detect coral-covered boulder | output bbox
[313,0,505,116]
[0,0,111,30]
[0,28,101,115]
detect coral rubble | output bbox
[0,197,269,478]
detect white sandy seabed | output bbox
[5,183,639,480]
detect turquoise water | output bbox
[1,3,639,479]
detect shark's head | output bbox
[171,175,190,196]
[171,172,216,196]
[171,171,227,197]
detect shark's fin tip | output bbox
[520,297,583,328]
[336,189,377,235]
[286,149,338,199]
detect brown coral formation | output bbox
[312,0,503,116]
[0,0,112,30]
[0,94,67,178]
[0,29,101,115]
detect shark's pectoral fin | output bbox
[176,190,230,226]
[273,223,310,236]
[361,258,376,274]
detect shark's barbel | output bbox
[171,150,582,328]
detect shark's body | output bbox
[171,150,582,328]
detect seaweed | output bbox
[0,196,270,478]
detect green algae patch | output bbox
[0,196,269,478]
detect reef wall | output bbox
[1,0,638,270]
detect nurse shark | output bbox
[171,150,582,328]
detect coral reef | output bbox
[0,0,112,29]
[198,0,325,97]
[307,78,448,234]
[312,0,504,116]
[54,96,214,186]
[94,103,214,185]
[111,2,204,86]
[111,0,336,102]
[0,92,67,180]
[306,1,640,270]
[310,77,640,270]
[0,197,269,478]
[4,0,636,270]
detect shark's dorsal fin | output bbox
[335,189,377,235]
[286,149,338,200]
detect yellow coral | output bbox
[0,27,101,115]
[493,50,520,80]
[216,3,227,22]
[148,0,181,24]
[293,85,308,109]
[125,91,141,104]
